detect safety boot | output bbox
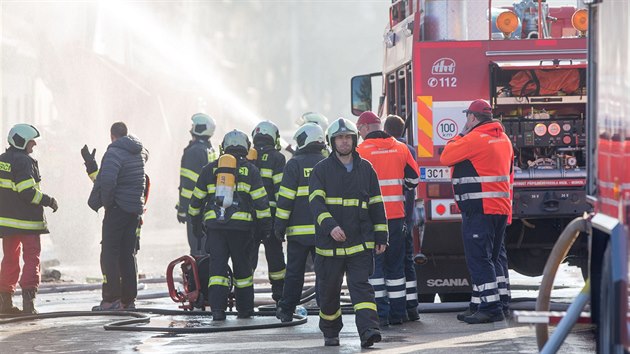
[360,328,382,348]
[456,307,474,321]
[463,310,505,324]
[22,289,38,315]
[211,310,226,321]
[275,307,293,323]
[407,308,420,322]
[324,337,340,346]
[0,292,21,314]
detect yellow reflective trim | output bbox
[317,212,332,226]
[237,182,251,193]
[0,217,46,230]
[362,201,368,209]
[286,225,315,236]
[88,170,98,182]
[180,167,199,183]
[180,188,193,199]
[206,184,216,194]
[353,302,377,312]
[315,247,334,257]
[231,212,253,221]
[365,241,375,249]
[343,244,365,255]
[234,276,253,288]
[374,224,388,232]
[203,210,217,220]
[250,187,267,200]
[209,276,230,287]
[0,178,16,190]
[276,208,291,220]
[273,173,283,184]
[296,186,309,196]
[194,187,208,199]
[309,189,326,202]
[342,199,359,207]
[269,269,286,280]
[0,161,11,172]
[260,168,273,179]
[15,178,36,192]
[279,186,296,200]
[208,149,218,162]
[269,200,276,208]
[369,195,383,205]
[325,197,343,205]
[256,208,271,218]
[31,190,43,205]
[319,308,342,321]
[188,206,201,216]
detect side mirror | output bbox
[351,73,382,116]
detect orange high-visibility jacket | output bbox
[440,121,514,216]
[357,132,419,219]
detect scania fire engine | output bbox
[351,0,591,301]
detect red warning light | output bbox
[436,204,446,215]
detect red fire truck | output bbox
[351,0,591,301]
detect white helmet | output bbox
[297,112,329,130]
[293,123,325,150]
[326,117,358,149]
[252,120,281,150]
[191,113,216,137]
[221,129,251,154]
[8,124,40,150]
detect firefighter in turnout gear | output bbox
[189,129,272,320]
[440,99,514,324]
[356,111,420,326]
[249,121,286,303]
[309,118,387,348]
[274,123,326,322]
[177,113,218,255]
[0,124,58,314]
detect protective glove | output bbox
[49,197,59,213]
[81,145,98,175]
[177,212,187,224]
[274,229,285,242]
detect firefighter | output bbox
[189,129,271,320]
[383,114,420,322]
[440,99,514,324]
[309,117,387,348]
[249,121,286,303]
[274,122,326,322]
[177,113,218,255]
[0,124,58,315]
[356,111,419,326]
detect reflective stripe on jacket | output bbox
[188,155,271,232]
[253,145,285,213]
[357,132,419,220]
[274,145,325,246]
[178,139,217,217]
[440,120,514,216]
[0,147,51,235]
[308,151,388,257]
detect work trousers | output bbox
[461,212,507,314]
[0,234,41,293]
[250,231,286,302]
[207,229,254,313]
[101,205,140,305]
[369,218,406,322]
[278,240,317,313]
[403,222,419,313]
[316,251,379,339]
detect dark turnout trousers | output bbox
[278,241,317,313]
[250,231,286,302]
[315,251,379,339]
[207,229,254,313]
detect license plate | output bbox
[420,167,451,181]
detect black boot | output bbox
[0,292,21,314]
[22,289,38,315]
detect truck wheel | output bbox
[507,248,550,276]
[417,293,436,303]
[439,293,471,302]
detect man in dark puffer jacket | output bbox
[88,122,148,311]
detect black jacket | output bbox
[89,135,147,215]
[189,154,272,233]
[274,145,325,246]
[178,138,217,217]
[0,147,54,236]
[252,145,285,213]
[308,151,388,257]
